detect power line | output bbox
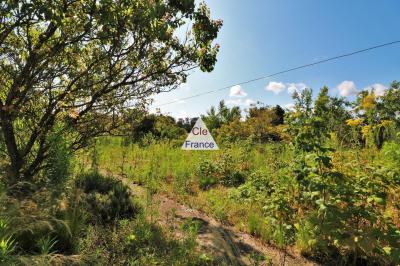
[153,40,400,107]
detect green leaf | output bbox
[383,246,392,255]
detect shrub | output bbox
[196,153,245,190]
[75,172,140,224]
[75,171,116,194]
[197,160,218,190]
[238,170,274,202]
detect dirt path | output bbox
[123,180,318,266]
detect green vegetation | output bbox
[90,83,400,265]
[1,80,399,264]
[0,0,399,264]
[0,0,221,184]
[0,167,219,265]
[0,0,224,264]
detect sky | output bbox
[150,0,400,119]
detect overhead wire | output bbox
[149,40,400,108]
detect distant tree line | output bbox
[120,81,400,148]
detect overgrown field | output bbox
[1,83,400,265]
[92,135,400,265]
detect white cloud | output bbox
[226,98,256,107]
[337,80,357,97]
[364,83,387,96]
[265,81,286,94]
[287,83,307,95]
[284,103,295,111]
[229,85,247,97]
[245,98,256,106]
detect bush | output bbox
[75,172,140,223]
[196,153,245,190]
[238,170,274,202]
[75,171,116,194]
[197,160,218,190]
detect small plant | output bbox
[126,233,136,245]
[249,251,271,266]
[182,218,202,250]
[199,175,218,190]
[238,170,274,202]
[182,218,202,235]
[90,140,100,172]
[0,236,15,261]
[0,219,8,239]
[294,220,318,255]
[64,187,87,252]
[206,191,229,223]
[247,212,273,241]
[37,236,58,255]
[45,131,71,194]
[0,218,15,262]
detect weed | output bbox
[294,220,317,255]
[0,236,15,262]
[37,236,58,255]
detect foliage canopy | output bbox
[0,0,222,183]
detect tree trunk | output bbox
[0,108,23,182]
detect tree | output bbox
[218,100,241,124]
[202,100,241,133]
[314,86,351,144]
[129,113,186,141]
[271,105,285,126]
[202,106,220,132]
[378,81,400,127]
[248,104,285,126]
[0,0,222,184]
[176,117,196,132]
[354,83,399,148]
[215,105,287,143]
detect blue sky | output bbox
[151,0,400,119]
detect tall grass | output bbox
[89,136,400,264]
[94,137,292,190]
[92,137,295,240]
